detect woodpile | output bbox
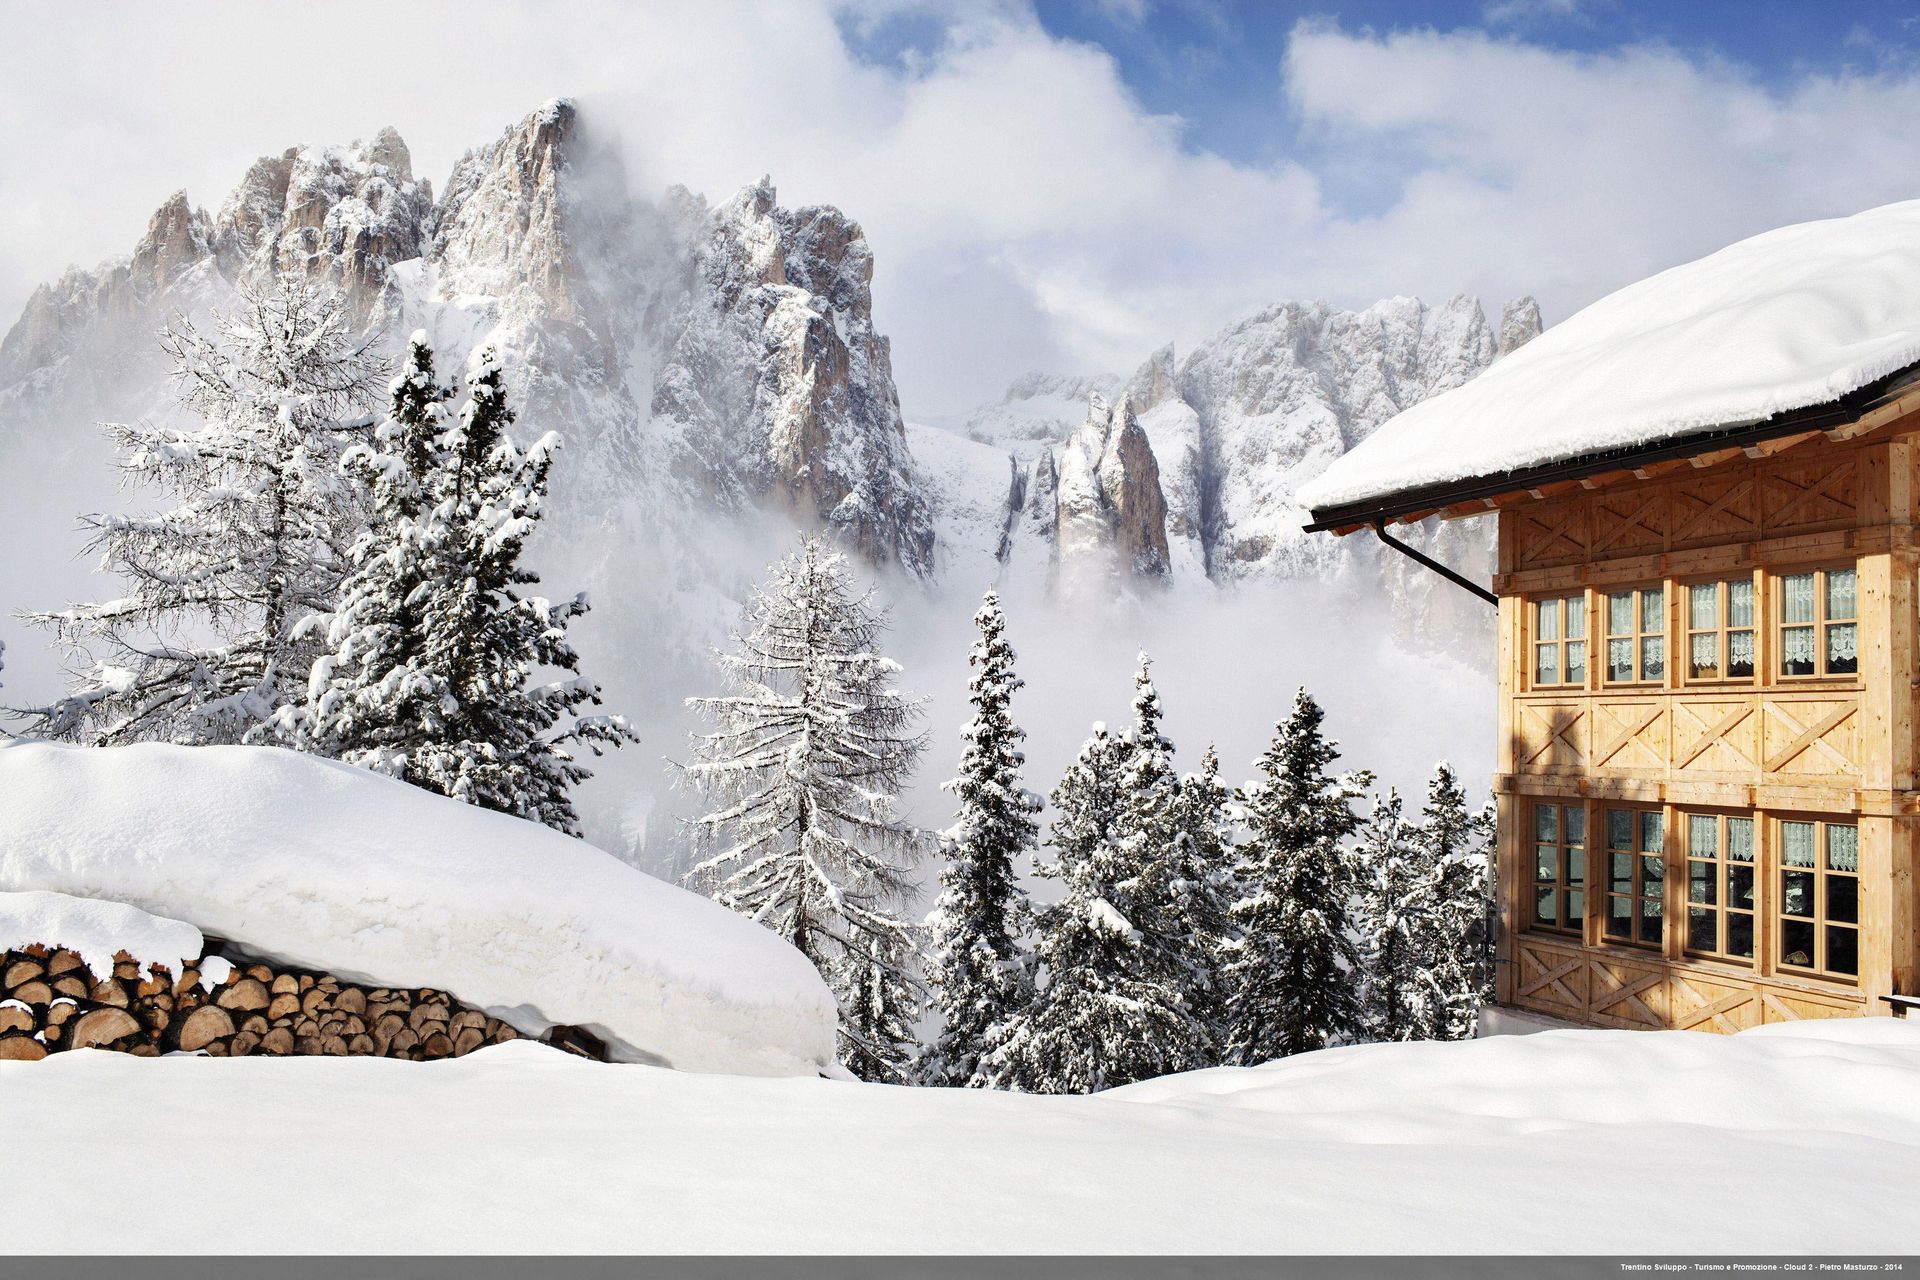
[0,941,603,1062]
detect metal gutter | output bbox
[1371,520,1497,609]
[1303,360,1920,534]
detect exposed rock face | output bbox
[1052,393,1171,584]
[1500,296,1545,357]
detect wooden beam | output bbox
[1742,430,1820,460]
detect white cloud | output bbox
[4,5,1920,418]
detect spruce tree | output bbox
[28,279,383,743]
[920,590,1040,1088]
[1226,688,1373,1064]
[1415,768,1495,1041]
[683,535,927,1081]
[1356,789,1432,1042]
[288,339,633,834]
[1168,744,1241,1056]
[842,928,925,1085]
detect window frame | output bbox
[1681,574,1759,687]
[1774,816,1860,983]
[1529,594,1589,690]
[1529,801,1586,937]
[1601,584,1667,687]
[1600,805,1667,950]
[1773,564,1859,682]
[1681,811,1757,966]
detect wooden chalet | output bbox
[1302,209,1920,1032]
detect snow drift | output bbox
[0,741,838,1076]
[1302,199,1920,511]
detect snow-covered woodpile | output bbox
[0,941,530,1062]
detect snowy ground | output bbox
[7,1019,1917,1254]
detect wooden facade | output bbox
[1489,419,1920,1031]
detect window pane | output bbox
[1689,633,1720,679]
[1536,845,1558,881]
[1566,889,1584,924]
[1782,573,1816,624]
[1689,584,1717,630]
[1608,638,1634,682]
[1782,821,1817,868]
[1826,568,1856,621]
[1607,809,1633,849]
[1728,629,1755,677]
[1608,592,1634,636]
[1606,898,1631,938]
[1688,814,1717,858]
[1827,925,1858,976]
[1781,919,1816,968]
[1536,599,1559,641]
[1782,870,1815,918]
[1826,623,1857,675]
[1643,904,1663,944]
[1568,847,1586,883]
[1688,860,1715,905]
[1728,912,1754,959]
[1565,806,1585,844]
[1729,864,1755,909]
[1827,825,1859,873]
[1726,817,1754,862]
[1640,587,1663,629]
[1534,887,1557,925]
[1640,855,1665,894]
[1610,853,1633,893]
[1564,599,1585,639]
[1781,626,1816,676]
[1566,641,1586,683]
[1639,811,1664,853]
[1827,875,1858,925]
[1535,645,1559,684]
[1535,806,1558,842]
[1641,636,1665,680]
[1688,907,1717,952]
[1727,579,1755,628]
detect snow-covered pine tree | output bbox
[1168,744,1241,1056]
[683,535,928,1081]
[842,927,925,1085]
[292,339,633,834]
[919,589,1040,1088]
[1356,789,1432,1042]
[985,696,1205,1094]
[1414,766,1496,1041]
[1226,688,1373,1064]
[27,279,383,744]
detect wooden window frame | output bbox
[1528,801,1586,937]
[1773,816,1860,984]
[1681,575,1759,687]
[1601,584,1667,687]
[1681,810,1757,966]
[1528,594,1588,690]
[1600,804,1666,950]
[1773,564,1859,683]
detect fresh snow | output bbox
[2,1020,1916,1252]
[0,888,205,986]
[1302,200,1920,511]
[0,741,837,1076]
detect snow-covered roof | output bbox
[1299,200,1920,517]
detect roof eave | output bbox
[1302,360,1920,535]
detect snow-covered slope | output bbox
[1303,201,1920,512]
[4,1019,1915,1252]
[0,741,838,1076]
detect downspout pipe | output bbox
[1371,519,1497,608]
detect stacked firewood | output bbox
[0,942,552,1061]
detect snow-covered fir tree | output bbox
[919,590,1040,1088]
[1167,744,1241,1054]
[27,279,383,744]
[985,696,1205,1094]
[287,338,633,835]
[1356,789,1432,1042]
[1226,688,1373,1064]
[842,927,925,1084]
[1414,766,1496,1041]
[683,535,928,1081]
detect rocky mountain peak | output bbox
[129,190,209,291]
[1050,393,1171,585]
[432,100,582,317]
[1499,296,1544,356]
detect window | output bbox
[1778,820,1859,980]
[1532,596,1587,687]
[1685,578,1756,682]
[1684,813,1756,963]
[1604,586,1665,684]
[1778,567,1857,678]
[1603,807,1665,947]
[1531,803,1585,934]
